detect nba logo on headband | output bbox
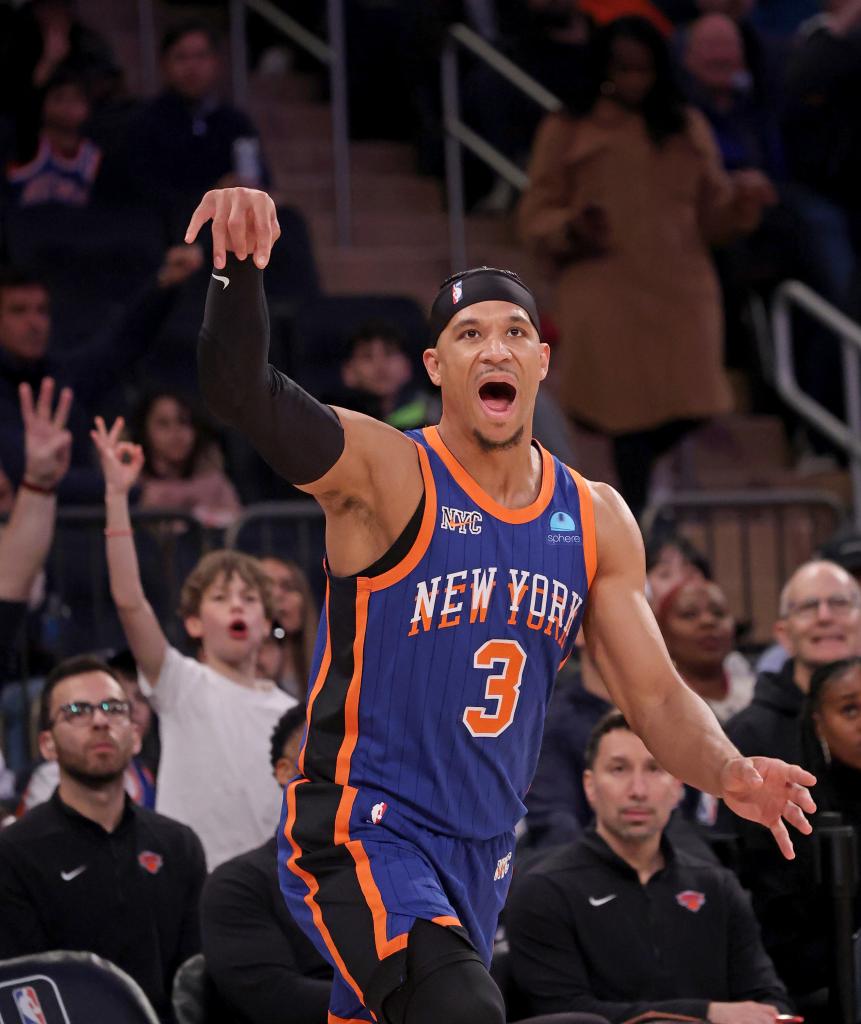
[451,280,463,304]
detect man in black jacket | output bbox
[0,655,206,1023]
[507,712,792,1024]
[201,704,333,1024]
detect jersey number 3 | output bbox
[463,639,526,738]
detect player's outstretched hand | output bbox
[721,755,816,860]
[20,378,73,490]
[90,416,144,496]
[184,187,281,270]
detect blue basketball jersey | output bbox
[297,426,596,840]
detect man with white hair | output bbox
[726,559,861,764]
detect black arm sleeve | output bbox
[198,253,345,485]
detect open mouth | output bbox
[478,380,517,416]
[228,619,249,640]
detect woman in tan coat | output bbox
[518,16,775,517]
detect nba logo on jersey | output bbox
[13,986,48,1024]
[451,280,463,304]
[371,801,388,824]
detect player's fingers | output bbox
[185,191,216,244]
[787,764,817,788]
[18,382,34,426]
[783,800,813,835]
[770,818,795,860]
[211,190,228,270]
[228,197,248,261]
[52,386,73,430]
[36,376,55,419]
[788,781,816,814]
[252,194,274,268]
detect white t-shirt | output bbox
[140,646,295,870]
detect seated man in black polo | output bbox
[0,655,206,1023]
[507,711,793,1024]
[201,704,333,1024]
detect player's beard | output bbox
[472,425,524,452]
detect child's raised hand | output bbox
[91,416,144,494]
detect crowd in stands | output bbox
[1,1,861,1023]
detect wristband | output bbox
[20,478,56,496]
[104,528,134,538]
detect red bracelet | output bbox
[104,528,134,538]
[20,478,56,496]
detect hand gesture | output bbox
[20,378,73,490]
[91,417,144,495]
[721,755,816,860]
[185,187,281,269]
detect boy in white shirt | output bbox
[92,416,296,869]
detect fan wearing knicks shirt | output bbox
[507,711,792,1024]
[188,187,816,1024]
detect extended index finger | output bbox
[184,191,217,244]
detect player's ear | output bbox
[538,342,550,381]
[423,347,442,387]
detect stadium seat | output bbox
[0,951,160,1023]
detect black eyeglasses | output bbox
[51,700,132,727]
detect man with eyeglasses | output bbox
[0,655,206,1023]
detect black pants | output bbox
[381,920,610,1024]
[612,419,700,523]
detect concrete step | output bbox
[274,171,444,215]
[317,245,449,302]
[249,69,323,106]
[256,101,333,141]
[266,139,417,176]
[306,209,514,251]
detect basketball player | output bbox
[187,188,816,1024]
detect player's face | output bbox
[185,571,271,665]
[145,396,196,471]
[584,729,681,846]
[0,285,51,361]
[424,301,549,449]
[814,665,861,772]
[775,564,861,672]
[40,672,141,784]
[162,31,220,101]
[661,579,734,675]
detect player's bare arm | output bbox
[187,187,424,576]
[583,481,816,859]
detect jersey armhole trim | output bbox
[566,466,597,588]
[365,442,437,593]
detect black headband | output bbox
[429,267,540,341]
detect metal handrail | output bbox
[772,280,861,525]
[442,22,562,270]
[223,499,324,550]
[229,0,351,246]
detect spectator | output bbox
[524,639,612,849]
[0,0,117,164]
[518,16,775,518]
[0,655,206,1023]
[131,389,241,527]
[92,417,295,868]
[645,532,711,610]
[119,19,269,230]
[258,557,319,700]
[656,576,755,723]
[738,656,861,1001]
[5,68,102,208]
[508,711,793,1023]
[202,704,333,1024]
[0,378,71,690]
[726,559,861,764]
[20,650,157,812]
[0,252,202,503]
